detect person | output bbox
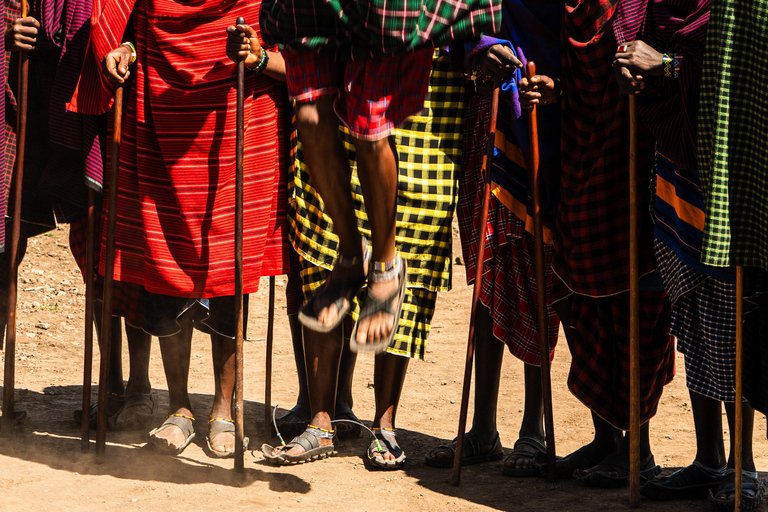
[424,0,564,476]
[68,0,290,457]
[3,0,152,428]
[533,0,675,488]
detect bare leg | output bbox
[724,400,756,472]
[689,390,727,470]
[208,331,236,454]
[93,301,125,397]
[151,311,194,450]
[370,351,409,462]
[353,137,400,346]
[124,324,151,396]
[272,324,342,456]
[336,315,358,412]
[295,99,363,328]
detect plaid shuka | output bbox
[458,95,558,366]
[289,53,464,359]
[259,0,501,61]
[556,0,657,297]
[697,0,768,270]
[655,241,736,402]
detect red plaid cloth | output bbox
[556,0,657,297]
[285,49,432,141]
[69,216,143,328]
[566,291,675,430]
[457,96,559,366]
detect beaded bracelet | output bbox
[247,49,270,75]
[662,53,682,78]
[121,41,137,65]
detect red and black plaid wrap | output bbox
[556,0,657,297]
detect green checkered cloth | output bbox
[288,54,464,359]
[259,0,501,60]
[698,0,768,270]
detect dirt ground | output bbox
[0,224,766,512]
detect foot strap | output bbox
[307,424,335,440]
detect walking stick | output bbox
[526,62,556,480]
[628,94,641,508]
[95,84,124,458]
[265,276,275,436]
[233,16,246,473]
[2,0,30,437]
[450,80,500,486]
[81,188,97,451]
[734,266,744,511]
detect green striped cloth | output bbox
[697,0,768,269]
[288,54,465,359]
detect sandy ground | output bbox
[0,224,766,512]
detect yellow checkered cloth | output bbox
[288,53,464,359]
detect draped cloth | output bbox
[558,0,674,429]
[69,0,289,297]
[697,0,768,270]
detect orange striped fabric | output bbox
[88,0,287,297]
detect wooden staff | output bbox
[1,0,30,437]
[233,16,246,473]
[81,188,97,451]
[450,81,500,486]
[95,84,124,458]
[526,62,556,480]
[734,266,744,511]
[265,276,275,436]
[628,94,641,507]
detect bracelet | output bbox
[247,49,270,75]
[662,53,682,78]
[121,41,137,65]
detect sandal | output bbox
[424,431,503,468]
[366,427,406,470]
[108,393,156,431]
[535,443,611,479]
[206,418,242,458]
[298,243,369,333]
[74,391,124,428]
[350,256,407,354]
[503,437,547,477]
[574,451,661,489]
[708,469,766,511]
[262,425,336,465]
[148,414,196,456]
[641,460,725,500]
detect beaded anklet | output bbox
[307,424,336,440]
[370,254,401,283]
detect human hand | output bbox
[5,17,40,52]
[478,44,522,79]
[614,65,645,95]
[519,74,559,109]
[226,23,263,70]
[613,40,664,77]
[101,45,133,84]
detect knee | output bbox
[352,137,391,160]
[295,99,337,140]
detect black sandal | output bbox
[424,430,503,468]
[262,425,336,465]
[708,469,766,511]
[641,461,725,500]
[366,427,406,470]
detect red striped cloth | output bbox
[73,0,289,297]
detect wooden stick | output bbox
[450,82,500,486]
[735,266,744,512]
[265,276,275,436]
[2,0,30,437]
[81,188,97,451]
[95,84,124,458]
[526,62,557,480]
[233,15,246,473]
[628,94,641,508]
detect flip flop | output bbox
[503,437,547,477]
[574,451,661,489]
[334,403,361,440]
[262,427,336,465]
[350,258,407,354]
[641,461,724,500]
[708,469,766,511]
[366,428,406,470]
[108,393,155,431]
[148,414,196,456]
[206,418,246,459]
[424,431,503,468]
[298,246,368,334]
